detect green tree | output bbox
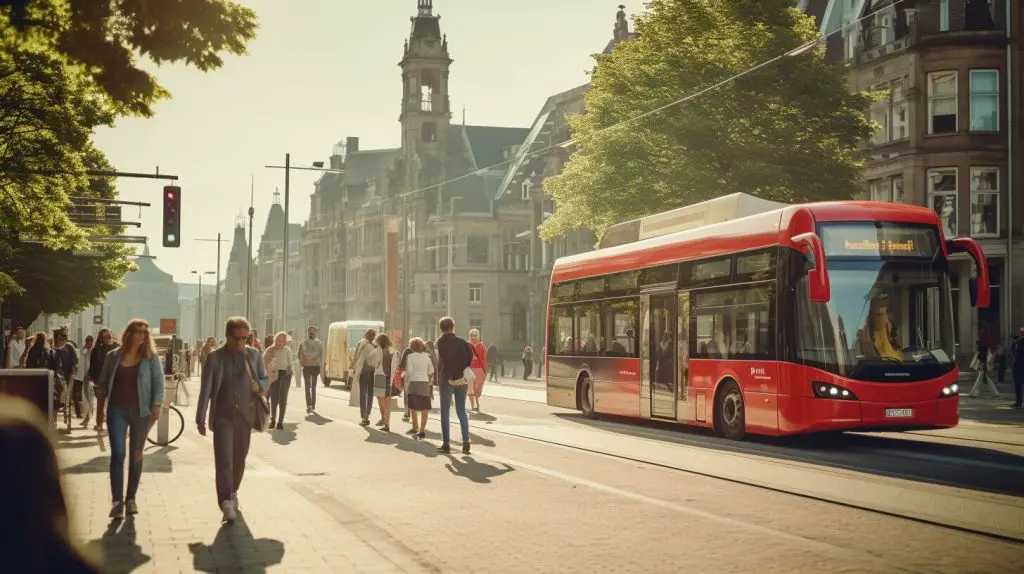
[0,0,258,327]
[0,47,135,328]
[540,0,875,241]
[4,0,259,116]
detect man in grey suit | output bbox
[196,317,269,522]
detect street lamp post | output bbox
[195,235,222,332]
[247,179,255,319]
[265,155,344,333]
[191,270,215,340]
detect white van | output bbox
[324,320,384,388]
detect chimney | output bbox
[346,137,360,154]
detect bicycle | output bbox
[146,370,187,447]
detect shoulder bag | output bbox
[452,340,477,387]
[244,352,271,432]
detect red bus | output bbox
[545,194,989,440]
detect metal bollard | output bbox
[156,375,174,444]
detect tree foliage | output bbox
[0,0,258,327]
[5,0,259,116]
[539,0,875,240]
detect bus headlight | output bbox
[812,382,857,400]
[939,383,959,397]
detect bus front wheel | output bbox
[715,380,746,441]
[579,377,596,419]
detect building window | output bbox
[868,175,904,202]
[521,181,531,200]
[422,122,437,142]
[969,70,999,132]
[891,176,904,203]
[939,0,949,31]
[869,179,888,201]
[466,235,489,264]
[927,71,957,134]
[970,167,999,237]
[420,83,433,112]
[928,168,958,238]
[503,243,529,271]
[469,283,482,304]
[865,9,893,48]
[430,283,448,305]
[871,78,908,144]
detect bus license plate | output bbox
[885,408,913,418]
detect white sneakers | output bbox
[231,492,239,510]
[221,500,237,522]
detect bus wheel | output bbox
[715,381,746,441]
[579,377,596,419]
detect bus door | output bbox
[643,292,678,420]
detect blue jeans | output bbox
[107,407,149,503]
[440,382,469,445]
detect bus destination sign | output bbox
[820,224,939,258]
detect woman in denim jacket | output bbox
[95,319,165,519]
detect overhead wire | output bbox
[397,0,903,200]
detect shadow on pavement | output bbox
[444,456,515,484]
[304,412,332,426]
[270,423,297,446]
[188,514,284,573]
[958,398,1024,426]
[468,411,497,423]
[61,445,176,475]
[86,517,152,573]
[555,412,1024,497]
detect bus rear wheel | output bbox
[579,377,596,419]
[715,380,746,441]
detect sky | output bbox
[93,0,645,284]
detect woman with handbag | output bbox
[467,329,488,413]
[369,334,396,432]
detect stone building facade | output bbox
[818,0,1022,351]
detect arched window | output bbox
[422,122,437,143]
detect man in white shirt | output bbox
[5,327,26,368]
[298,326,325,414]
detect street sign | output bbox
[160,318,176,334]
[93,315,103,325]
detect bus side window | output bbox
[549,305,575,356]
[602,299,638,357]
[576,303,601,356]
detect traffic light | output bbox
[162,186,181,247]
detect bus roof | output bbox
[552,200,941,283]
[328,320,384,329]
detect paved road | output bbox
[58,376,1023,572]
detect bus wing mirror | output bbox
[792,232,831,303]
[948,238,989,308]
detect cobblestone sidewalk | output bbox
[57,416,430,573]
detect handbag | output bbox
[392,367,405,396]
[244,352,271,432]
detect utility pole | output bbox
[195,235,223,332]
[265,155,343,332]
[247,178,254,319]
[283,153,290,333]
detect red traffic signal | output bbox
[162,185,181,247]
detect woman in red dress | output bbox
[467,329,488,413]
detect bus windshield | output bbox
[795,259,956,382]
